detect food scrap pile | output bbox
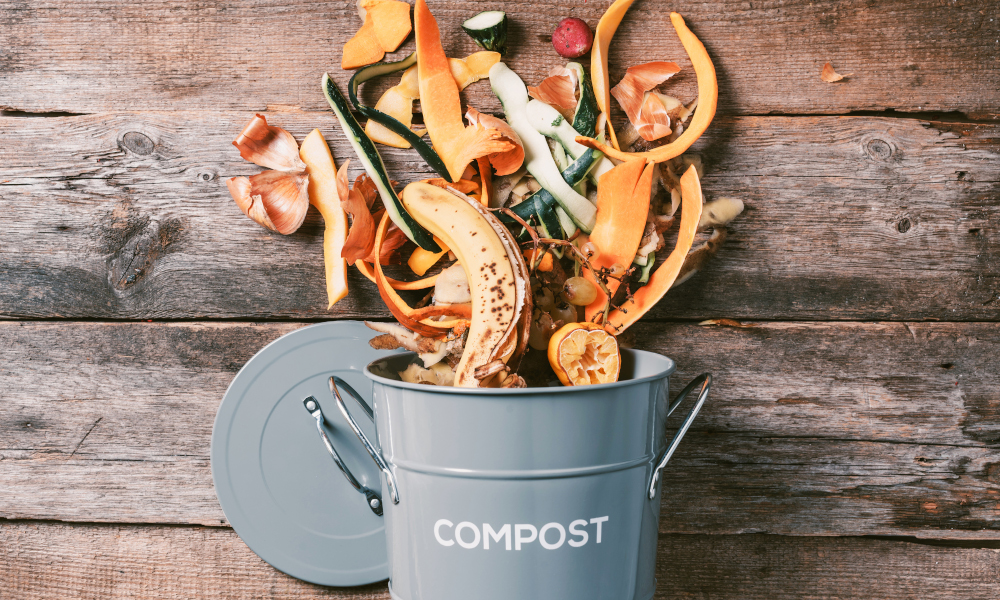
[226,0,745,388]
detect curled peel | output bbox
[227,170,310,235]
[371,213,447,338]
[443,186,531,373]
[528,67,578,118]
[465,107,524,177]
[579,12,718,163]
[610,61,681,128]
[232,114,307,172]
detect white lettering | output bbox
[483,523,511,550]
[567,519,589,547]
[539,522,566,550]
[434,519,455,546]
[455,522,481,549]
[436,517,609,549]
[590,516,609,544]
[515,524,537,550]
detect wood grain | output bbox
[1,321,997,537]
[3,522,999,599]
[1,112,997,320]
[0,0,997,117]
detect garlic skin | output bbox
[227,176,277,232]
[226,170,310,235]
[233,114,307,172]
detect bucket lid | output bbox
[210,321,398,586]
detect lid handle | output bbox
[648,373,712,500]
[302,395,384,516]
[329,376,400,506]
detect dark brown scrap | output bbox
[368,333,403,350]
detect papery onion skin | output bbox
[227,176,278,232]
[233,114,307,172]
[340,165,382,263]
[635,93,673,141]
[244,170,310,235]
[610,61,681,127]
[527,71,577,118]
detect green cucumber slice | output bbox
[347,53,453,182]
[462,11,508,54]
[498,144,597,239]
[533,194,562,239]
[322,73,440,252]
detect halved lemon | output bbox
[547,322,621,386]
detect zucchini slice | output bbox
[462,11,508,54]
[322,73,441,252]
[533,194,562,239]
[348,53,453,182]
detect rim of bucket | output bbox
[364,348,676,395]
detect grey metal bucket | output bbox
[316,349,710,600]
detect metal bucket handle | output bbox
[648,373,712,500]
[328,376,401,506]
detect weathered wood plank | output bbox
[1,0,997,116]
[1,112,997,320]
[2,522,999,599]
[1,321,997,537]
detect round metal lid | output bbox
[211,321,396,587]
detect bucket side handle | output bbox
[647,373,712,500]
[329,376,401,505]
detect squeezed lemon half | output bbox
[547,322,621,386]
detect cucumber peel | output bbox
[567,62,599,138]
[525,98,614,183]
[347,53,453,182]
[323,73,441,252]
[490,62,596,232]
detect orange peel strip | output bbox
[355,259,439,290]
[591,0,638,151]
[605,164,703,332]
[370,214,445,337]
[579,12,718,163]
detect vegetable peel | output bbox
[605,164,703,331]
[579,12,718,164]
[415,0,519,182]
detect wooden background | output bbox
[2,0,999,597]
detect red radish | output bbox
[551,17,593,58]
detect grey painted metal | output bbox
[325,348,709,600]
[211,321,396,587]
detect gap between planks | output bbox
[3,518,999,548]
